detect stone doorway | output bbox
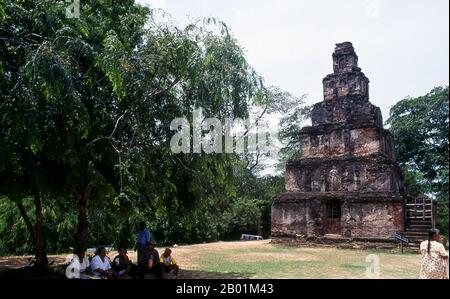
[325,199,342,235]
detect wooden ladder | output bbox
[404,196,436,243]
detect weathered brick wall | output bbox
[311,98,383,127]
[299,126,395,160]
[271,202,309,237]
[285,158,404,193]
[323,72,370,101]
[271,198,324,238]
[341,201,405,239]
[272,194,405,240]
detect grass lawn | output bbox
[0,240,423,279]
[158,240,422,279]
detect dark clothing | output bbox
[142,248,160,267]
[139,263,162,279]
[136,244,147,265]
[162,264,179,276]
[138,248,161,279]
[112,255,131,273]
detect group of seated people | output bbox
[71,240,179,279]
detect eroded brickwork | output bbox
[272,42,406,243]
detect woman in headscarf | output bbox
[420,228,448,279]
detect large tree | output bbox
[387,86,449,235]
[1,0,278,265]
[0,0,151,266]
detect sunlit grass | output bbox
[192,242,422,279]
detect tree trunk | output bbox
[75,183,92,250]
[16,195,48,268]
[33,192,48,267]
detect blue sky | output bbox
[137,0,449,123]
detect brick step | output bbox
[405,236,426,242]
[407,226,432,229]
[407,220,433,225]
[406,224,433,232]
[405,230,429,235]
[405,232,428,239]
[407,224,432,229]
[405,237,428,241]
[407,218,432,221]
[405,231,428,237]
[406,240,425,245]
[405,229,428,233]
[404,235,428,242]
[407,225,432,229]
[407,211,433,215]
[406,229,432,233]
[405,231,430,236]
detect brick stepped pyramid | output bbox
[272,42,407,245]
[404,196,436,245]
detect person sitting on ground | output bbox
[420,228,449,279]
[160,248,179,277]
[139,240,162,279]
[91,247,117,279]
[112,246,133,278]
[73,248,91,279]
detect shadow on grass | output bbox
[178,269,253,279]
[0,266,251,280]
[0,265,66,279]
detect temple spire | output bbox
[332,42,359,74]
[323,42,370,102]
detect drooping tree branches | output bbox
[1,1,293,262]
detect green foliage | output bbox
[272,88,312,167]
[230,166,284,238]
[387,86,449,235]
[223,198,263,238]
[0,0,151,261]
[0,0,288,256]
[0,198,78,255]
[402,170,426,198]
[0,1,5,21]
[0,199,33,255]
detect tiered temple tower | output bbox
[272,42,406,243]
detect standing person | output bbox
[135,222,152,265]
[138,240,162,279]
[420,228,449,279]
